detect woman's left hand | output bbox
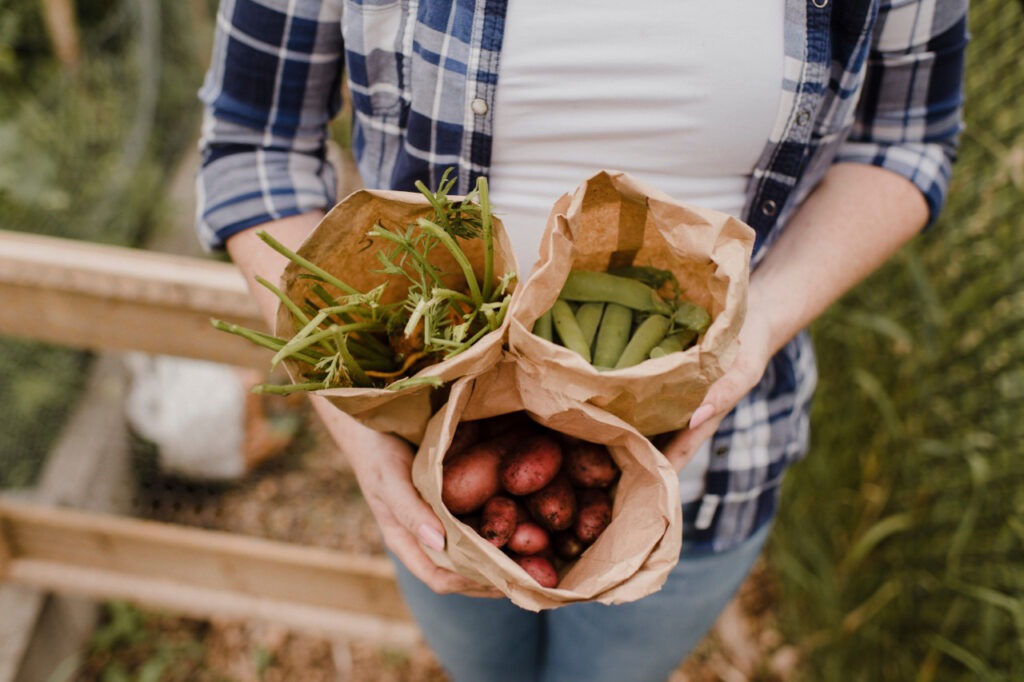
[661,300,774,472]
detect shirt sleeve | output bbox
[195,0,345,251]
[835,0,968,225]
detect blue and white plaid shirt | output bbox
[197,0,967,552]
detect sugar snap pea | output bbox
[592,303,634,368]
[533,308,554,341]
[574,302,605,350]
[551,299,592,362]
[648,329,697,359]
[672,301,711,333]
[614,314,671,368]
[558,270,673,315]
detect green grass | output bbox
[769,1,1024,678]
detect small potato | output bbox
[512,554,559,588]
[457,513,482,534]
[551,530,586,560]
[574,488,613,544]
[527,475,577,532]
[500,434,563,495]
[479,495,518,547]
[506,521,550,555]
[441,442,504,514]
[563,441,621,489]
[479,411,539,440]
[447,419,483,457]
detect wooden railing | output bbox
[0,229,417,654]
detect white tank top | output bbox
[490,0,785,276]
[489,1,785,500]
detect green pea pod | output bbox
[574,302,605,350]
[533,308,554,341]
[592,303,634,368]
[647,329,697,359]
[615,314,671,368]
[559,270,673,315]
[551,299,592,362]
[672,301,711,333]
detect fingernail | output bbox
[688,403,715,431]
[418,524,445,552]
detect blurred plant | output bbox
[0,0,213,488]
[769,1,1024,679]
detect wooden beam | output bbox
[0,229,269,368]
[0,500,417,645]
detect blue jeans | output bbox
[391,503,773,682]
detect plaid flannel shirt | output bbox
[197,0,967,552]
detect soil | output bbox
[75,403,798,682]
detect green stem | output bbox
[257,230,361,295]
[417,219,483,306]
[272,322,381,368]
[255,275,310,326]
[477,176,494,302]
[335,329,372,387]
[367,225,444,289]
[252,381,328,395]
[442,324,491,358]
[210,319,322,366]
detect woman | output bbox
[196,1,967,679]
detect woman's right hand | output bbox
[311,397,503,598]
[226,214,500,598]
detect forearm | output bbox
[750,162,930,355]
[671,162,932,459]
[224,214,383,463]
[225,212,325,326]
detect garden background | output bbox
[1,1,1020,680]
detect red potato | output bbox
[574,488,613,544]
[551,530,586,560]
[478,411,539,440]
[480,495,518,547]
[527,475,577,532]
[506,521,550,555]
[563,441,621,489]
[512,554,559,588]
[441,442,504,514]
[457,513,482,534]
[500,434,563,495]
[447,419,483,457]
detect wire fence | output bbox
[772,1,1024,679]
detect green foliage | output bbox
[71,601,210,682]
[0,0,212,488]
[770,1,1024,679]
[0,340,92,488]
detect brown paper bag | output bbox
[507,170,755,436]
[275,188,517,444]
[411,358,683,611]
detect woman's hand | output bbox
[226,213,501,598]
[660,301,774,472]
[312,398,503,598]
[662,162,930,471]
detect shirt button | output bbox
[796,109,811,126]
[470,98,489,115]
[715,445,729,457]
[760,199,779,217]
